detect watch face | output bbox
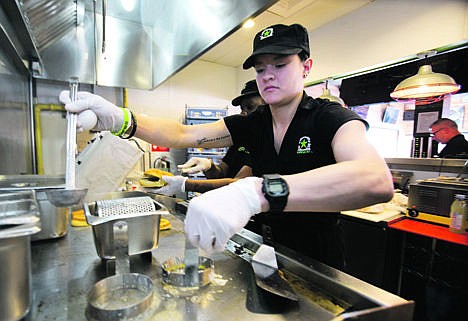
[269,180,285,195]
[262,174,289,212]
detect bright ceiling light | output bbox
[121,0,136,12]
[390,51,461,105]
[242,19,255,29]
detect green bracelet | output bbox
[112,108,131,136]
[121,110,137,139]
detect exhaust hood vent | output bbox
[21,0,78,52]
[4,0,277,90]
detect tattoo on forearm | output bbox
[197,135,230,146]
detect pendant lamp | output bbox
[390,50,461,105]
[319,79,346,106]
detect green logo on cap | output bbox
[260,28,273,40]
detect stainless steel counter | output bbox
[24,195,414,321]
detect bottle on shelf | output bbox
[449,194,467,234]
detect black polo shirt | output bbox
[221,145,252,178]
[224,92,367,176]
[223,93,367,269]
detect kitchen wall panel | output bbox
[0,51,31,174]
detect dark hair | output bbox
[298,50,309,61]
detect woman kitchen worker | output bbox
[59,24,393,262]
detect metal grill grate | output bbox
[95,196,156,218]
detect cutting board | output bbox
[341,208,403,222]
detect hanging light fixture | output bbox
[390,50,461,105]
[319,79,346,106]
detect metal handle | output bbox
[183,237,199,287]
[113,221,129,275]
[65,77,79,190]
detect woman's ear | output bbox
[303,58,313,78]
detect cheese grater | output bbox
[95,196,156,218]
[83,192,170,259]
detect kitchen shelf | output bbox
[185,106,228,199]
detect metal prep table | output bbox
[24,194,414,321]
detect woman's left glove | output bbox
[184,177,262,253]
[59,91,125,132]
[143,175,188,196]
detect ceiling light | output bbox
[390,50,461,105]
[242,19,255,29]
[319,79,345,106]
[121,0,136,12]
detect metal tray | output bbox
[0,175,68,241]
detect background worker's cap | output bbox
[243,24,310,69]
[231,80,260,106]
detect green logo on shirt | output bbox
[237,146,250,154]
[297,136,311,154]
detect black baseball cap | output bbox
[231,80,260,106]
[242,24,310,69]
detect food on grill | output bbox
[71,209,89,227]
[139,168,173,188]
[160,218,171,230]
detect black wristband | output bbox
[121,110,137,139]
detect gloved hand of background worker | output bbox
[184,177,263,253]
[178,157,212,174]
[143,175,188,196]
[59,91,124,132]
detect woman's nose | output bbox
[261,66,275,80]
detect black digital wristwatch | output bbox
[261,174,289,212]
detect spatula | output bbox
[183,237,199,287]
[251,244,298,301]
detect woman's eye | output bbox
[255,67,265,73]
[275,63,286,68]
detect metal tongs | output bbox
[46,77,88,207]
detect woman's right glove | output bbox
[59,91,125,132]
[184,177,263,253]
[178,157,212,174]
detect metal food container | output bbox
[84,191,169,259]
[161,256,215,288]
[0,190,41,321]
[0,191,40,227]
[0,175,68,241]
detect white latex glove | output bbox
[178,157,212,174]
[59,91,125,132]
[184,177,262,253]
[144,175,188,196]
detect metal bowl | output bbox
[86,273,154,321]
[46,188,88,207]
[161,256,214,288]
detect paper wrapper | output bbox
[76,132,144,202]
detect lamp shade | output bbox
[390,64,461,105]
[319,88,346,106]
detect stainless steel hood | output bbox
[1,0,277,89]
